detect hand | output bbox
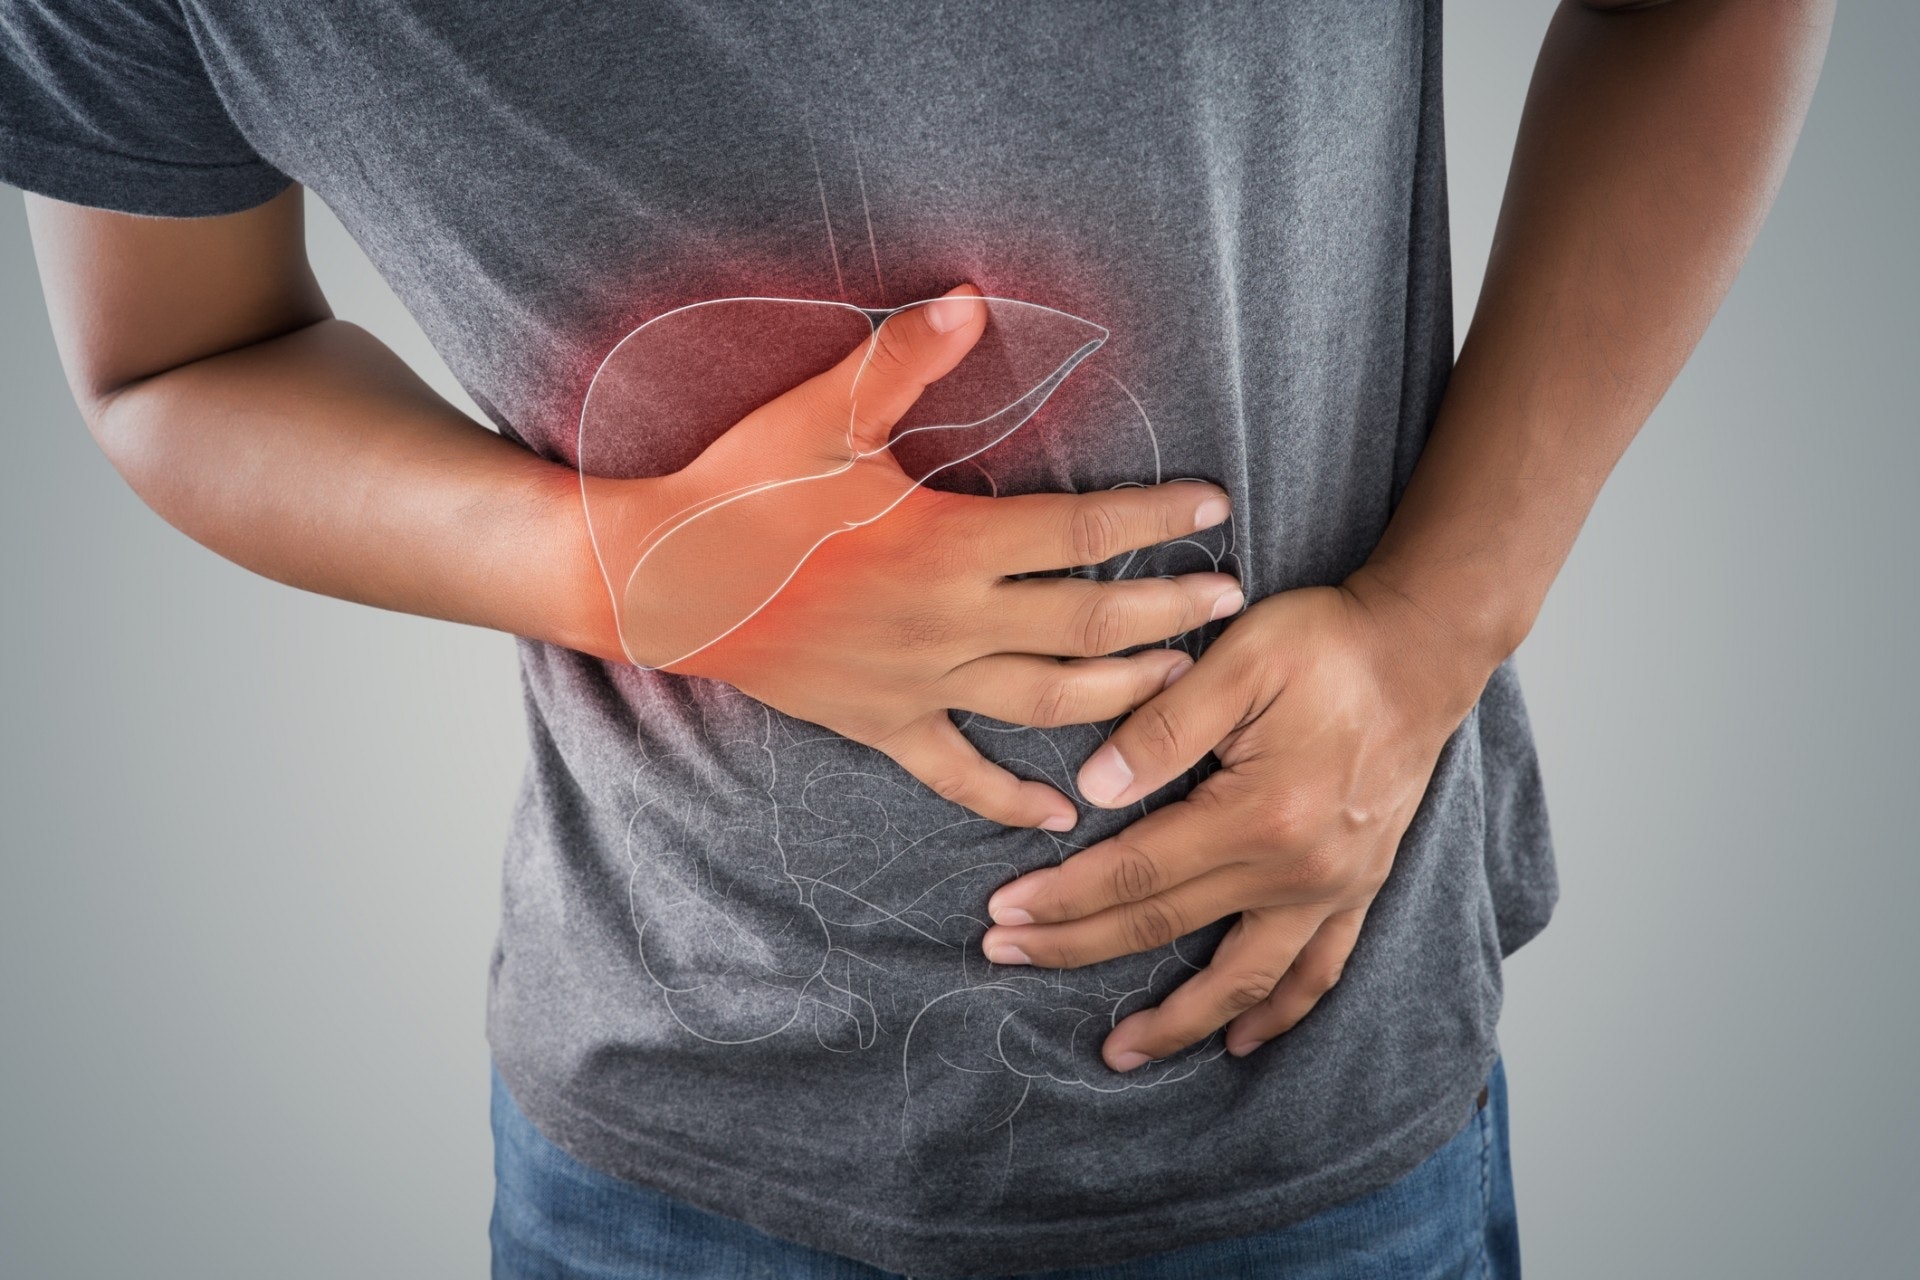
[977,568,1494,1066]
[584,285,1243,831]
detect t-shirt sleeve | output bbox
[0,0,292,216]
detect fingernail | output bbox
[988,898,1034,925]
[1110,1050,1150,1072]
[1193,495,1230,530]
[984,940,1030,966]
[1228,1038,1266,1058]
[1078,744,1133,807]
[925,288,978,333]
[1039,811,1077,833]
[1209,587,1245,621]
[1160,656,1194,689]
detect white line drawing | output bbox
[803,123,845,299]
[599,343,1242,1197]
[577,295,1110,671]
[851,142,885,299]
[582,133,1243,1199]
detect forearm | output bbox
[1357,0,1832,688]
[90,318,623,660]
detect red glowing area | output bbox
[577,292,1108,670]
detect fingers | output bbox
[1075,632,1271,808]
[943,649,1194,730]
[806,284,989,453]
[989,572,1243,658]
[981,860,1253,970]
[962,483,1233,575]
[873,711,1077,831]
[1100,910,1322,1071]
[984,792,1236,927]
[1224,909,1365,1057]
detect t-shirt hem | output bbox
[1497,881,1560,960]
[0,124,292,217]
[492,1038,1501,1276]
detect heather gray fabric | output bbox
[1,1,1558,1273]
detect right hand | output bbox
[587,285,1241,831]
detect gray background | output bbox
[2,2,1913,1276]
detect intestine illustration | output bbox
[574,292,1244,1197]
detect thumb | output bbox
[830,283,990,453]
[1074,645,1259,808]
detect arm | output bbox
[26,188,618,659]
[977,0,1835,1069]
[1360,0,1838,694]
[26,191,1240,828]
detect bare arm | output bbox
[979,0,1835,1071]
[1359,0,1837,690]
[25,189,1240,829]
[25,188,617,659]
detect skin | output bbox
[25,0,1833,1078]
[981,0,1836,1068]
[590,287,1243,808]
[24,222,1238,832]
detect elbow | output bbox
[81,378,178,502]
[77,350,230,510]
[74,315,336,499]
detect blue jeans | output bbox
[491,1059,1519,1279]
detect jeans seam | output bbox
[1476,1083,1493,1280]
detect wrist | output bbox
[1341,560,1530,724]
[536,466,630,663]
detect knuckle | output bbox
[1074,594,1129,656]
[1214,629,1271,688]
[848,403,894,448]
[1305,955,1348,993]
[1126,699,1185,766]
[1223,972,1282,1015]
[1155,492,1190,542]
[1122,899,1182,953]
[866,321,917,378]
[1030,674,1080,728]
[922,768,975,806]
[1066,500,1125,566]
[1260,793,1310,845]
[1106,844,1163,902]
[1155,583,1204,638]
[1284,845,1345,894]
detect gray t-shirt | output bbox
[2,1,1558,1272]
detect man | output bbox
[2,1,1830,1275]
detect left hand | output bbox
[978,567,1495,1070]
